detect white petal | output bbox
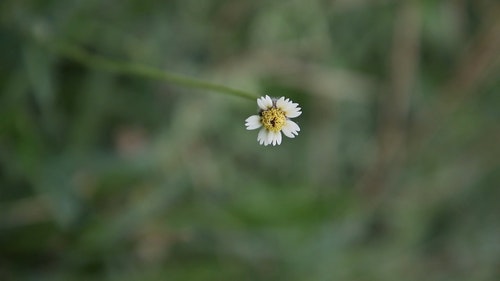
[257,97,267,110]
[282,120,300,138]
[278,99,294,112]
[286,108,302,118]
[267,131,282,146]
[267,130,278,146]
[277,98,301,117]
[257,95,273,110]
[276,97,287,109]
[245,115,262,130]
[275,131,282,145]
[264,95,273,108]
[257,128,268,145]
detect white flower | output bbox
[245,95,302,146]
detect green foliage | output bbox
[1,0,499,280]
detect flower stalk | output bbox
[46,41,259,100]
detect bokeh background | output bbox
[1,0,499,280]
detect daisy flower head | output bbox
[245,95,301,146]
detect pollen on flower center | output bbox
[261,108,286,132]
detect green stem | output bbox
[49,42,259,100]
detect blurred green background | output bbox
[1,0,499,280]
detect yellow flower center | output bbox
[261,108,286,132]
